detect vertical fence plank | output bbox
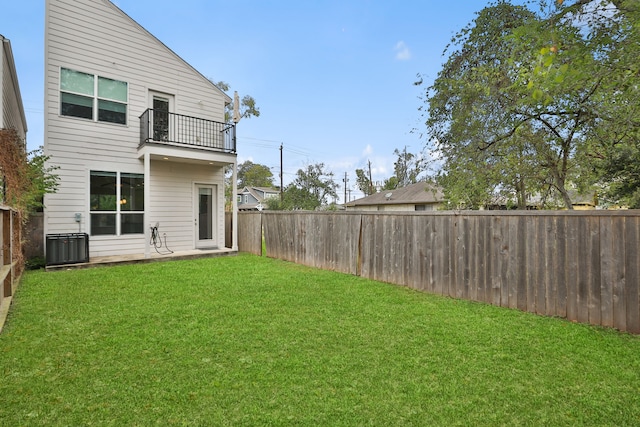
[565,215,579,323]
[407,216,419,290]
[612,217,627,331]
[452,216,461,298]
[459,215,468,299]
[515,216,527,312]
[423,215,436,292]
[444,214,454,297]
[490,216,504,307]
[432,215,445,296]
[599,216,614,328]
[374,214,386,283]
[543,216,555,317]
[625,216,640,334]
[505,216,518,309]
[588,216,601,326]
[526,215,538,313]
[467,216,477,301]
[554,216,567,319]
[500,217,511,309]
[576,216,591,325]
[536,216,550,315]
[475,215,488,303]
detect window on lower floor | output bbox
[90,171,144,236]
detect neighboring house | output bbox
[44,0,238,258]
[238,186,280,211]
[1,35,28,202]
[0,34,27,141]
[345,182,443,212]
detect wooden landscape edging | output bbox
[246,210,640,334]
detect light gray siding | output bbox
[149,162,226,253]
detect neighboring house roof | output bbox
[345,182,443,208]
[100,0,231,104]
[0,35,28,135]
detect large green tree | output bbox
[266,163,338,210]
[421,0,640,209]
[422,2,563,209]
[555,0,640,207]
[237,160,275,188]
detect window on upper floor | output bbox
[60,68,128,125]
[90,171,144,236]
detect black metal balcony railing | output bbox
[139,109,236,153]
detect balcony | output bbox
[139,109,236,153]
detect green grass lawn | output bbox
[1,254,639,426]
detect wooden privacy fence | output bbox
[237,210,640,334]
[0,206,19,332]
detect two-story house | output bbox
[44,0,238,260]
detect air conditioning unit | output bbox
[46,233,89,266]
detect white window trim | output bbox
[90,170,144,236]
[59,67,129,125]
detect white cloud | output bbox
[394,41,411,61]
[362,144,373,156]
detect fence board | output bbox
[475,216,488,303]
[460,215,469,298]
[576,217,590,324]
[423,216,435,292]
[555,216,567,319]
[587,216,601,326]
[466,216,482,301]
[544,217,560,316]
[565,216,579,323]
[514,217,526,311]
[536,217,549,315]
[599,216,614,327]
[625,217,640,334]
[432,215,445,296]
[612,217,627,331]
[490,216,504,306]
[526,215,538,313]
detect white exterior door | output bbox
[195,184,217,248]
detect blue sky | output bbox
[2,0,497,203]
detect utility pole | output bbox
[367,159,373,195]
[280,143,283,202]
[343,172,349,204]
